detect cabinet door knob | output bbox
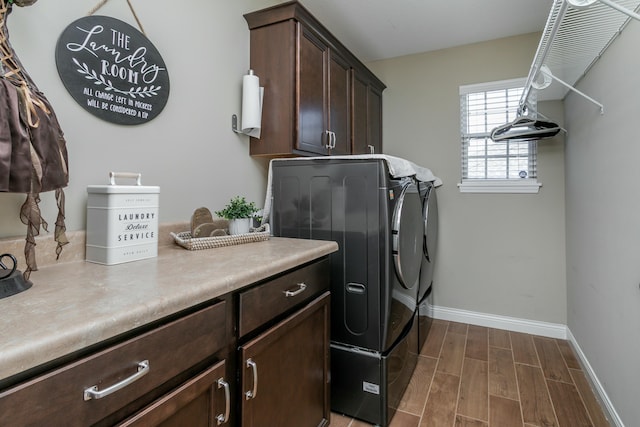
[216,378,230,425]
[83,360,150,401]
[245,358,258,400]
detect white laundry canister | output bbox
[86,172,160,265]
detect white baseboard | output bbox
[566,329,624,427]
[425,303,623,426]
[427,303,567,339]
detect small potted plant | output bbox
[215,196,258,235]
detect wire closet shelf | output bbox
[519,0,640,116]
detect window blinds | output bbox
[460,80,537,180]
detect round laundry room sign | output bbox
[55,16,170,125]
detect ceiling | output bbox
[298,0,555,62]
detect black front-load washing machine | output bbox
[269,157,423,426]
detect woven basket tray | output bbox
[171,224,270,250]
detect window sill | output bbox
[458,179,541,194]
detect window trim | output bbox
[459,78,526,96]
[459,78,541,194]
[457,179,541,194]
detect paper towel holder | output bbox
[232,69,262,136]
[231,114,242,133]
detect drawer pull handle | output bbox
[283,283,307,297]
[245,358,258,400]
[83,360,150,401]
[216,378,230,425]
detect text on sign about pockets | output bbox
[56,15,170,125]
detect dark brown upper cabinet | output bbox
[244,1,386,157]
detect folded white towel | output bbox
[345,154,443,186]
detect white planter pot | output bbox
[228,218,251,235]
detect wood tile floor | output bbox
[330,319,610,427]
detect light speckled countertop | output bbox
[0,237,338,383]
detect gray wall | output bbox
[368,33,568,325]
[2,8,567,328]
[0,0,280,239]
[564,19,640,426]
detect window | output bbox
[458,78,541,193]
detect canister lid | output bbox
[87,185,160,194]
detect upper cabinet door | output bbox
[352,70,369,154]
[298,27,329,156]
[328,50,351,155]
[368,84,383,155]
[298,28,351,156]
[352,68,384,155]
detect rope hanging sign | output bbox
[54,2,169,125]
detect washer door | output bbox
[392,182,423,290]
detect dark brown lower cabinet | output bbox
[0,258,331,427]
[118,361,229,427]
[239,292,330,427]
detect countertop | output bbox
[0,237,338,383]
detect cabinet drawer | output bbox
[0,300,227,427]
[239,258,329,337]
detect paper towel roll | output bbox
[241,71,263,138]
